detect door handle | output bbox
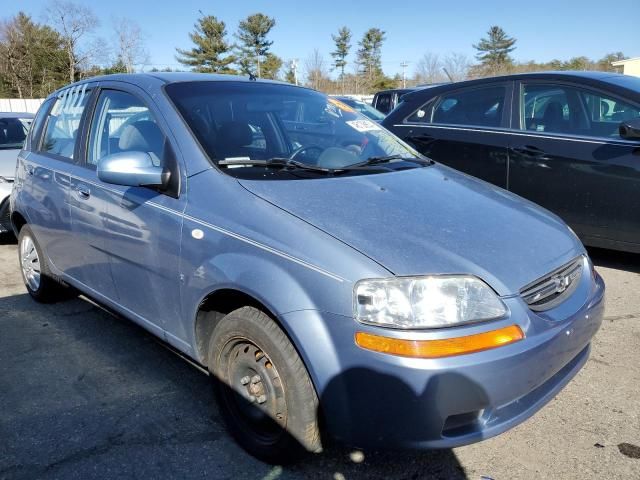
[76,185,91,199]
[510,145,550,160]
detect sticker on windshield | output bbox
[328,98,355,113]
[345,119,381,132]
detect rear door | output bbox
[23,86,92,274]
[398,83,513,188]
[508,80,640,249]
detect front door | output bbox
[399,83,512,188]
[84,86,186,346]
[508,81,640,249]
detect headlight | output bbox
[354,276,507,329]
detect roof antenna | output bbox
[248,72,257,81]
[442,67,454,82]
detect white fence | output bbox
[0,98,45,114]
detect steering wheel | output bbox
[288,145,324,163]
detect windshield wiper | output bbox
[353,154,433,168]
[217,157,332,173]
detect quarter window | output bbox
[87,90,165,167]
[40,85,91,159]
[375,94,392,114]
[520,83,640,138]
[431,86,506,127]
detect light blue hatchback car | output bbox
[11,73,605,463]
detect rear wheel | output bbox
[18,225,72,303]
[208,306,321,464]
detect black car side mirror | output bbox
[619,118,640,141]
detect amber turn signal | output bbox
[355,325,524,359]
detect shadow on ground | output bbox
[588,247,640,274]
[0,291,466,480]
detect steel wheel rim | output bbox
[220,337,288,444]
[20,235,41,291]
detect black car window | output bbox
[0,117,31,150]
[521,83,640,139]
[375,94,392,114]
[432,86,506,128]
[40,85,91,160]
[87,90,165,168]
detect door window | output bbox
[521,83,640,138]
[40,85,91,160]
[432,86,506,127]
[87,90,165,167]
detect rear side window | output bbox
[87,90,165,167]
[432,86,506,127]
[41,86,91,160]
[26,98,54,151]
[521,83,640,138]
[375,94,392,114]
[0,117,31,150]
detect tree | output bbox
[176,13,236,73]
[260,53,282,80]
[284,60,297,84]
[414,52,444,85]
[331,26,351,91]
[356,28,385,87]
[597,52,625,72]
[473,26,516,73]
[112,17,148,73]
[442,52,470,81]
[235,13,275,78]
[46,0,100,82]
[305,48,329,91]
[0,12,66,97]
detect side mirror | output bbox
[97,151,169,188]
[619,118,640,141]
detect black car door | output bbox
[508,80,640,251]
[394,83,513,188]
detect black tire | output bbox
[17,225,72,303]
[208,306,321,464]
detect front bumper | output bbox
[281,265,605,450]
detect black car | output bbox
[372,88,419,114]
[383,71,640,254]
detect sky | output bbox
[7,0,640,77]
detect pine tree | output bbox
[331,27,351,79]
[473,26,517,69]
[284,61,296,84]
[175,13,236,74]
[235,13,275,78]
[260,53,283,80]
[356,28,385,84]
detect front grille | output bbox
[520,257,583,311]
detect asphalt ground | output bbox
[0,236,639,480]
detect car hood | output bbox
[238,165,584,296]
[0,148,20,178]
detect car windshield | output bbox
[166,81,422,178]
[336,97,386,121]
[0,117,31,150]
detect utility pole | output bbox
[400,61,409,88]
[290,59,299,86]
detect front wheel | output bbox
[208,306,321,464]
[18,225,72,303]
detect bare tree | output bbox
[442,52,470,82]
[304,48,329,91]
[46,0,99,82]
[112,17,149,73]
[414,52,445,85]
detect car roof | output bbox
[0,112,34,119]
[374,88,419,96]
[49,72,300,97]
[399,71,640,104]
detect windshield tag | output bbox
[345,119,381,133]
